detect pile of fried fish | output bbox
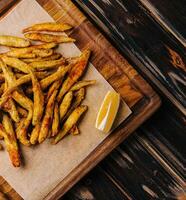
[0,22,96,167]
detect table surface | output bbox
[62,0,186,199]
[0,0,185,199]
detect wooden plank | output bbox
[63,167,131,200]
[0,0,160,199]
[138,0,186,47]
[74,0,186,116]
[100,133,185,199]
[140,105,186,180]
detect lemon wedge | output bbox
[95,91,120,133]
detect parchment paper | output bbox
[0,0,132,199]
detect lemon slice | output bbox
[95,91,120,133]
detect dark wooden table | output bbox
[62,0,186,199]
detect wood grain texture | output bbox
[138,0,186,47]
[0,0,160,199]
[0,177,22,200]
[74,0,186,116]
[140,105,186,181]
[0,0,20,20]
[63,167,131,200]
[100,137,185,200]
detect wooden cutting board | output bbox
[0,0,161,199]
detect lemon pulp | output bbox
[95,91,120,133]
